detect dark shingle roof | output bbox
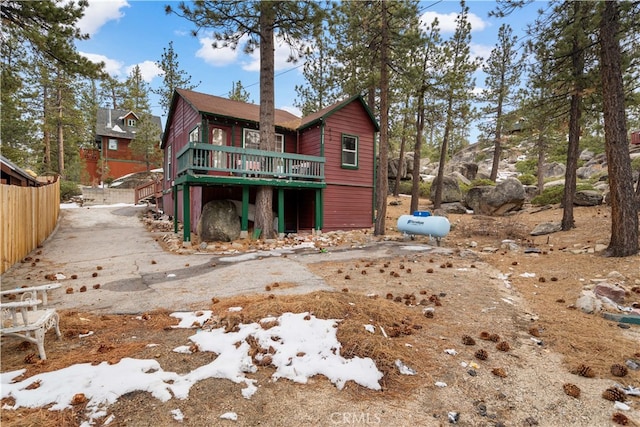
[96,108,162,140]
[176,88,301,130]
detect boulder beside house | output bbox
[161,89,379,241]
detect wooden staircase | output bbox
[135,180,163,206]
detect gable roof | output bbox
[298,95,380,132]
[96,108,162,140]
[175,88,301,130]
[162,90,380,148]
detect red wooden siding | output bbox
[162,96,200,217]
[320,101,375,230]
[323,185,373,231]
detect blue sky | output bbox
[75,0,540,141]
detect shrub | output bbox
[530,183,595,206]
[518,174,536,185]
[631,156,640,172]
[60,180,82,201]
[515,159,537,175]
[396,180,431,198]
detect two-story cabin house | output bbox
[80,108,163,185]
[162,88,379,242]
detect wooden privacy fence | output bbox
[0,179,60,274]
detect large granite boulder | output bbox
[464,178,525,216]
[430,175,462,203]
[197,199,241,242]
[574,189,603,206]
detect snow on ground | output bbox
[1,311,383,425]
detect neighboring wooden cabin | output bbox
[80,108,163,185]
[1,155,41,187]
[161,88,379,241]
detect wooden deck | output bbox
[176,143,325,185]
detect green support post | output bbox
[278,188,284,237]
[240,185,249,238]
[173,185,178,234]
[182,183,191,243]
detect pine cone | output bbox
[496,341,511,352]
[462,335,476,346]
[528,326,542,337]
[475,349,488,361]
[491,367,507,378]
[488,333,501,342]
[610,363,628,377]
[23,353,37,364]
[571,364,595,378]
[563,383,581,398]
[612,413,629,426]
[479,331,491,340]
[71,393,87,405]
[602,387,626,402]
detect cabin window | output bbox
[108,139,118,150]
[166,145,172,181]
[341,134,358,168]
[189,126,200,142]
[243,129,284,152]
[127,119,136,127]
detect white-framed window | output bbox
[189,126,200,142]
[108,139,118,150]
[127,119,136,127]
[242,128,284,152]
[341,134,358,168]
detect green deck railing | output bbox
[176,143,325,181]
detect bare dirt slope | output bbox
[1,198,639,427]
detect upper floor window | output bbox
[243,128,283,152]
[341,134,358,168]
[108,139,118,150]
[189,126,200,143]
[127,119,136,127]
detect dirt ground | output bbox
[1,197,640,427]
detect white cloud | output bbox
[126,61,163,83]
[470,43,493,63]
[77,0,130,36]
[420,11,488,33]
[242,36,302,72]
[79,52,124,77]
[196,33,243,67]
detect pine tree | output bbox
[228,81,252,103]
[480,24,522,181]
[152,41,199,115]
[599,1,638,257]
[122,65,151,112]
[432,1,480,209]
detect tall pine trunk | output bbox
[561,1,585,230]
[374,0,389,235]
[56,81,65,179]
[255,3,276,239]
[411,92,425,214]
[600,1,638,257]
